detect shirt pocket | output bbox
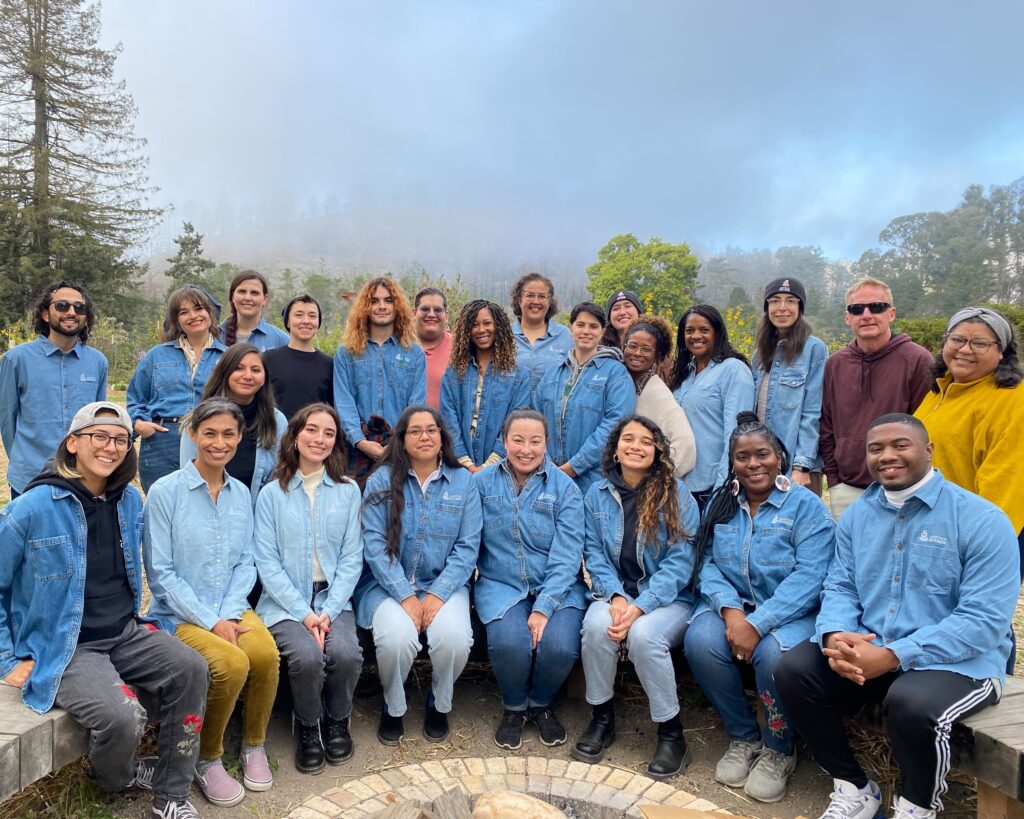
[907,544,958,595]
[432,501,463,539]
[152,359,183,390]
[576,380,606,415]
[777,369,807,410]
[712,523,741,563]
[28,534,73,582]
[527,499,556,538]
[753,527,797,567]
[388,355,414,391]
[73,373,101,405]
[353,358,373,387]
[481,495,505,532]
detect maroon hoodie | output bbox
[820,333,933,488]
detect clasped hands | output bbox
[822,631,899,685]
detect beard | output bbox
[49,315,85,338]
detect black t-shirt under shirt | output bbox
[262,345,334,420]
[227,399,259,489]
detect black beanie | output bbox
[763,278,806,314]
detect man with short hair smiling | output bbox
[412,287,451,408]
[263,295,333,419]
[775,413,1019,819]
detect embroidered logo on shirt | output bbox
[442,491,462,502]
[770,514,794,526]
[538,493,557,502]
[918,529,949,546]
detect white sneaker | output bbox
[714,739,763,787]
[818,778,882,819]
[744,748,796,803]
[890,795,936,818]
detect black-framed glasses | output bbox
[944,333,1000,353]
[75,431,132,450]
[846,302,891,316]
[51,300,87,315]
[405,426,440,438]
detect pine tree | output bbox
[164,222,217,292]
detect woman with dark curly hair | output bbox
[573,416,700,780]
[509,273,573,391]
[440,300,531,472]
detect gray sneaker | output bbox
[743,748,796,803]
[714,739,762,787]
[818,778,882,819]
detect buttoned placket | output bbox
[883,508,907,645]
[503,468,531,586]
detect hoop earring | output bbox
[775,474,792,492]
[613,454,620,463]
[730,479,740,496]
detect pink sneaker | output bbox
[194,760,244,807]
[240,745,273,792]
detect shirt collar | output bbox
[38,336,83,357]
[868,468,945,510]
[183,458,236,492]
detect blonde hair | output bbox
[845,277,893,304]
[342,277,416,355]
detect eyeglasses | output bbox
[523,292,551,302]
[846,302,891,315]
[944,333,1000,353]
[75,431,132,450]
[405,426,440,438]
[417,306,446,315]
[51,300,87,315]
[624,342,656,355]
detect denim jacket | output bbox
[126,338,228,424]
[751,336,827,472]
[584,477,700,613]
[532,351,636,494]
[673,357,755,492]
[694,485,834,650]
[219,318,289,351]
[473,461,588,623]
[0,484,147,713]
[0,338,108,493]
[254,473,363,627]
[512,319,574,394]
[179,408,288,509]
[333,337,427,445]
[143,461,256,632]
[440,361,531,466]
[354,463,481,628]
[815,472,1019,683]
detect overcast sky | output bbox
[101,1,1024,264]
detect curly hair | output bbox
[224,270,271,346]
[668,304,748,390]
[33,281,97,344]
[274,403,350,490]
[601,415,687,549]
[928,317,1023,390]
[510,273,558,322]
[448,300,518,378]
[342,277,416,354]
[623,314,674,363]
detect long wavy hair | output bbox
[363,406,461,563]
[162,286,222,343]
[754,313,813,370]
[224,270,271,346]
[54,411,138,494]
[510,273,558,322]
[601,416,687,549]
[33,280,97,344]
[274,403,350,489]
[197,343,278,450]
[668,304,748,390]
[928,316,1023,390]
[448,300,518,378]
[342,277,416,355]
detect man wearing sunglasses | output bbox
[413,287,451,409]
[819,278,932,520]
[0,281,108,500]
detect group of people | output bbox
[0,269,1021,819]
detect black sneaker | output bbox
[423,692,450,742]
[130,755,158,790]
[527,705,567,746]
[377,706,404,746]
[494,709,526,750]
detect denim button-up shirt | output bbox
[512,320,573,393]
[179,408,288,509]
[584,477,700,613]
[751,336,827,472]
[354,463,481,628]
[694,485,834,650]
[673,357,755,492]
[126,338,228,424]
[533,352,636,494]
[254,473,363,627]
[220,318,289,351]
[143,461,256,632]
[333,337,427,445]
[0,338,108,493]
[440,361,531,466]
[815,472,1019,683]
[473,461,588,623]
[0,484,146,713]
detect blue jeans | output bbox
[684,610,794,754]
[485,597,583,710]
[139,422,182,493]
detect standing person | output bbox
[333,277,426,483]
[0,281,107,499]
[574,417,700,780]
[144,399,280,809]
[820,278,932,519]
[668,305,755,511]
[127,285,227,493]
[413,287,452,409]
[775,415,1019,819]
[751,278,828,494]
[621,316,696,479]
[254,404,363,773]
[0,402,208,819]
[599,290,642,349]
[221,270,289,350]
[355,406,481,746]
[474,410,588,751]
[263,295,334,419]
[510,273,573,392]
[533,302,635,494]
[440,300,530,472]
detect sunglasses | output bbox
[51,300,87,315]
[846,302,891,316]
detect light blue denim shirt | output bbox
[512,319,574,393]
[254,472,363,628]
[354,463,481,628]
[532,350,636,494]
[751,336,827,472]
[473,460,588,623]
[673,357,756,492]
[0,484,147,713]
[815,471,1019,683]
[332,336,427,445]
[126,338,228,424]
[179,408,288,509]
[440,361,531,466]
[694,485,834,650]
[584,476,701,613]
[219,318,289,351]
[143,461,256,632]
[0,338,108,493]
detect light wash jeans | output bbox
[581,600,690,722]
[370,586,472,717]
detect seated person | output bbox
[775,413,1020,819]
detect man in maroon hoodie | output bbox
[820,278,932,519]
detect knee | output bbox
[429,623,472,661]
[101,695,148,743]
[538,630,581,667]
[175,644,211,691]
[883,679,931,730]
[683,615,728,664]
[374,620,419,660]
[245,630,281,675]
[209,645,251,690]
[486,621,530,659]
[288,639,326,677]
[326,635,363,676]
[774,640,822,701]
[581,606,612,647]
[626,617,669,658]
